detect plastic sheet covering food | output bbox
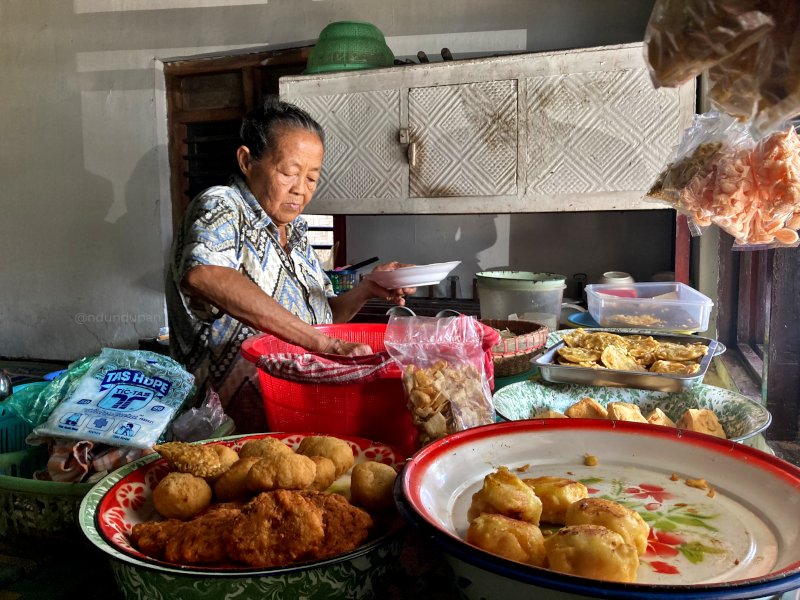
[648,111,800,248]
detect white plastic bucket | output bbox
[475,271,567,332]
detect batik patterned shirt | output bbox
[166,175,333,431]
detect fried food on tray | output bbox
[307,456,337,491]
[239,437,295,460]
[227,489,325,568]
[350,461,398,513]
[606,402,648,423]
[677,408,727,439]
[601,345,645,372]
[301,491,373,559]
[647,407,677,428]
[153,441,226,479]
[164,505,241,564]
[523,476,588,525]
[564,397,608,419]
[297,435,354,478]
[152,472,213,520]
[544,524,639,583]
[579,331,627,351]
[468,466,543,525]
[650,359,701,375]
[467,513,546,566]
[565,498,650,555]
[130,518,183,560]
[246,453,317,492]
[557,346,602,364]
[655,341,708,362]
[213,457,261,502]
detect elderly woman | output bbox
[166,97,414,432]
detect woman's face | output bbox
[238,127,324,228]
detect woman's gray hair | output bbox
[240,96,325,161]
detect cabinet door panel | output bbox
[408,80,517,198]
[291,90,404,202]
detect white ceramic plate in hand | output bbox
[397,420,800,600]
[367,261,461,289]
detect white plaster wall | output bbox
[0,0,657,360]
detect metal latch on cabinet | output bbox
[398,128,417,168]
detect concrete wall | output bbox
[0,0,659,360]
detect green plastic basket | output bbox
[305,21,395,74]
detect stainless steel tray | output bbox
[532,330,720,393]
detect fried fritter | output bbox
[522,476,588,525]
[130,518,183,559]
[301,491,373,559]
[238,437,295,460]
[350,461,397,513]
[467,513,546,566]
[296,436,355,477]
[152,472,213,520]
[163,505,240,564]
[246,453,317,492]
[467,466,543,525]
[227,490,325,568]
[153,441,226,479]
[213,457,261,502]
[307,455,337,491]
[208,444,240,479]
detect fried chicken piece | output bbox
[163,505,241,564]
[227,490,325,568]
[130,518,183,559]
[300,491,373,559]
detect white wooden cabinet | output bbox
[280,43,695,215]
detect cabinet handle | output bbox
[407,141,417,168]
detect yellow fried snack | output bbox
[246,453,317,492]
[565,498,650,556]
[297,436,355,478]
[239,437,295,460]
[213,457,261,502]
[580,332,627,351]
[154,442,226,479]
[677,408,727,439]
[207,444,240,480]
[606,402,648,423]
[153,472,213,520]
[646,407,677,428]
[523,476,588,525]
[557,346,602,364]
[650,360,701,375]
[544,524,639,583]
[532,409,568,419]
[564,397,608,419]
[307,456,337,492]
[350,461,398,512]
[468,466,543,525]
[560,329,588,348]
[600,345,645,372]
[655,342,708,362]
[557,358,604,369]
[467,514,546,566]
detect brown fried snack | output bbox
[208,444,240,477]
[152,472,213,520]
[300,491,374,559]
[163,505,241,564]
[246,453,317,492]
[227,490,325,568]
[213,457,261,502]
[239,437,295,460]
[307,456,337,491]
[296,436,355,478]
[153,441,226,479]
[130,519,183,559]
[350,461,398,513]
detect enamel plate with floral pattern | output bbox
[397,420,800,599]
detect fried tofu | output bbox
[606,402,648,423]
[676,408,726,439]
[565,397,608,419]
[646,407,677,428]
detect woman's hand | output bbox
[327,260,417,323]
[322,337,373,356]
[368,261,417,304]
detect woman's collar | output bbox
[230,174,308,245]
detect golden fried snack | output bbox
[561,329,588,348]
[206,444,240,481]
[296,436,354,478]
[246,453,317,492]
[565,397,608,419]
[350,461,398,512]
[164,505,241,564]
[533,409,568,419]
[606,402,648,423]
[301,491,373,559]
[130,519,183,559]
[677,408,727,439]
[152,472,213,520]
[467,466,542,525]
[565,498,650,555]
[213,457,261,502]
[467,513,546,566]
[227,490,325,568]
[647,407,677,428]
[523,476,588,525]
[601,345,644,372]
[650,360,701,375]
[544,524,639,583]
[307,456,337,491]
[580,332,627,351]
[655,342,708,362]
[239,437,295,460]
[557,346,602,364]
[153,441,226,479]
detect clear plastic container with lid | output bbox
[475,271,566,333]
[585,281,713,333]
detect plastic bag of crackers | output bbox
[384,315,498,448]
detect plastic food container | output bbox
[585,282,713,333]
[476,272,567,333]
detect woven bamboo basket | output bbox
[481,319,549,377]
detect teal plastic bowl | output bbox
[305,21,394,74]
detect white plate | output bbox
[398,420,800,599]
[366,261,460,289]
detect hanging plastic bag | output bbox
[170,387,230,442]
[647,111,800,248]
[384,315,498,448]
[33,348,195,449]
